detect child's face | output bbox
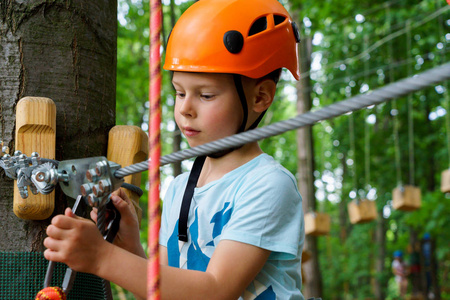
[172,72,244,148]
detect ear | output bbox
[252,79,276,113]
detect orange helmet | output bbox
[164,0,300,80]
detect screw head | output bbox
[35,171,46,182]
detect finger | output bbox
[44,248,66,264]
[43,236,64,252]
[90,209,98,223]
[46,224,69,240]
[51,214,76,229]
[65,207,76,217]
[111,194,133,218]
[114,187,132,205]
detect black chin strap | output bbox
[177,75,265,242]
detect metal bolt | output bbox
[35,171,47,182]
[57,171,69,182]
[95,161,108,176]
[86,168,98,182]
[87,194,99,207]
[98,179,111,193]
[2,146,9,154]
[31,152,39,158]
[92,184,103,197]
[80,183,93,197]
[14,150,22,156]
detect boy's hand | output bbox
[91,188,146,258]
[44,208,111,274]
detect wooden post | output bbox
[107,125,148,223]
[14,97,56,220]
[348,199,377,224]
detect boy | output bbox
[44,0,305,298]
[392,250,408,298]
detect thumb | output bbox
[110,194,132,216]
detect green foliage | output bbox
[115,0,450,298]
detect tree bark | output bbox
[295,31,322,297]
[169,0,181,177]
[374,217,387,299]
[0,0,117,251]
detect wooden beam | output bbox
[107,125,148,223]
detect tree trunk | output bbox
[169,0,181,177]
[374,217,387,299]
[296,31,322,297]
[0,0,117,251]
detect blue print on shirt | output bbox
[187,208,210,271]
[254,286,276,299]
[207,202,232,246]
[167,203,232,270]
[167,220,181,268]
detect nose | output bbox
[178,94,196,118]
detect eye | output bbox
[175,91,185,99]
[201,94,215,101]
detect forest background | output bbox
[1,0,445,299]
[47,0,450,298]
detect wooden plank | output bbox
[14,97,56,220]
[107,125,148,223]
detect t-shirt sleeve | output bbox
[220,167,303,260]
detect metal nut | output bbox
[80,183,94,197]
[92,184,103,197]
[95,161,108,176]
[86,168,98,182]
[98,179,111,193]
[87,194,99,207]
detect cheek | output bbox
[206,110,241,135]
[174,103,181,124]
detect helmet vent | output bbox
[274,15,286,26]
[248,16,267,36]
[223,30,244,54]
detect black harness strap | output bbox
[177,75,264,242]
[178,155,206,242]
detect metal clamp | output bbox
[0,151,59,198]
[57,157,123,207]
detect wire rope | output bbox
[115,62,450,178]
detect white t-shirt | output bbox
[160,154,305,299]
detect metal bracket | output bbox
[58,157,123,207]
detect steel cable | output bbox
[115,62,450,178]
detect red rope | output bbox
[148,0,162,299]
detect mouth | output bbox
[182,126,200,137]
